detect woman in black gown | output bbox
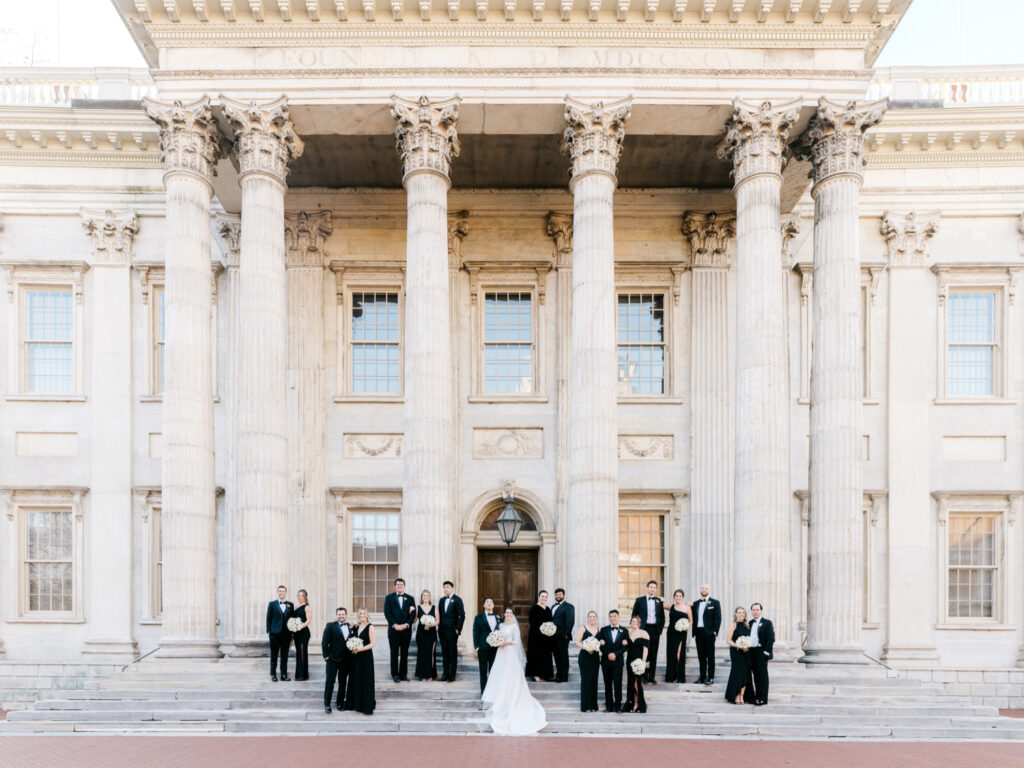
[574,610,601,712]
[525,590,554,682]
[724,606,752,704]
[664,589,693,683]
[414,589,438,681]
[624,615,649,713]
[345,607,377,715]
[292,589,312,681]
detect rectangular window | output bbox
[153,285,166,394]
[484,291,533,394]
[947,514,997,619]
[947,291,996,397]
[25,508,74,613]
[25,289,73,393]
[152,506,163,618]
[351,292,400,394]
[617,293,666,395]
[351,510,399,614]
[617,512,665,616]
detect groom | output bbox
[472,597,500,693]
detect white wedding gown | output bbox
[481,621,547,735]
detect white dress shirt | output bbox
[340,622,349,639]
[486,613,497,630]
[697,599,707,628]
[646,596,657,624]
[749,618,761,647]
[279,601,287,613]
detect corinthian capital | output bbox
[804,97,888,185]
[880,211,940,267]
[561,97,632,186]
[143,96,224,183]
[682,211,736,268]
[221,95,305,184]
[81,208,139,265]
[285,211,333,267]
[718,98,800,186]
[546,212,573,267]
[390,95,461,184]
[448,211,470,268]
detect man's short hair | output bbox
[554,588,565,595]
[750,602,763,611]
[336,607,347,614]
[646,580,658,588]
[277,585,287,591]
[394,578,405,586]
[483,597,494,603]
[443,580,454,588]
[608,609,619,616]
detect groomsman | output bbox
[598,610,630,713]
[631,581,665,684]
[550,588,576,683]
[472,597,500,694]
[384,577,415,682]
[747,602,775,705]
[438,580,466,683]
[322,607,353,713]
[692,583,722,685]
[266,585,294,682]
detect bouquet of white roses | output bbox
[581,636,601,655]
[419,614,437,629]
[540,621,557,637]
[674,617,690,633]
[486,630,505,648]
[346,637,364,653]
[735,636,752,651]
[629,658,646,676]
[286,617,302,633]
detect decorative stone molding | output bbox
[216,214,241,267]
[545,212,573,268]
[447,210,470,268]
[221,95,304,184]
[682,211,736,268]
[80,208,139,265]
[804,97,888,185]
[718,98,799,186]
[284,210,332,268]
[618,434,673,460]
[390,95,461,184]
[343,433,404,459]
[781,214,801,266]
[472,427,544,459]
[142,96,224,183]
[561,97,632,185]
[880,210,940,267]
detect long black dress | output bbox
[724,623,752,703]
[345,624,375,715]
[525,604,554,680]
[414,605,438,680]
[292,604,311,681]
[578,628,600,712]
[625,635,648,713]
[664,606,689,683]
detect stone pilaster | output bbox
[221,95,304,653]
[143,96,224,657]
[561,98,630,616]
[719,98,798,646]
[448,211,468,601]
[802,97,886,663]
[391,95,460,593]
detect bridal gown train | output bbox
[481,621,547,735]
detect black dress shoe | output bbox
[392,675,400,682]
[695,677,705,685]
[271,674,278,682]
[648,679,657,686]
[439,675,449,682]
[755,700,766,706]
[324,705,332,713]
[280,675,291,682]
[401,677,411,682]
[705,678,714,685]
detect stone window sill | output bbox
[935,622,1016,631]
[334,395,404,404]
[467,394,549,404]
[934,398,1017,406]
[139,619,162,626]
[6,615,86,624]
[5,394,86,403]
[139,395,162,403]
[797,398,878,406]
[618,397,684,405]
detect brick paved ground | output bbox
[4,736,1022,768]
[1001,710,1024,719]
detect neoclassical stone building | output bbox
[1,0,1023,682]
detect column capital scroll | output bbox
[682,211,736,268]
[221,95,305,185]
[390,95,461,185]
[718,98,800,187]
[285,210,333,268]
[546,212,573,268]
[561,97,632,187]
[143,96,224,184]
[804,97,888,187]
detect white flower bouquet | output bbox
[346,637,364,653]
[419,614,437,629]
[735,636,752,651]
[286,617,302,633]
[630,658,647,676]
[674,617,690,633]
[486,630,505,648]
[540,621,557,637]
[581,637,601,655]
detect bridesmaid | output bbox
[292,589,312,681]
[525,590,554,682]
[414,589,438,681]
[574,610,601,712]
[624,615,649,714]
[724,606,752,704]
[664,589,693,683]
[345,607,377,715]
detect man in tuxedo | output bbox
[472,597,500,694]
[691,583,722,685]
[438,580,466,683]
[550,588,576,683]
[266,585,294,682]
[598,610,630,713]
[322,607,353,713]
[747,602,775,705]
[631,580,665,684]
[383,577,415,682]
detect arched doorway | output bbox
[477,502,539,644]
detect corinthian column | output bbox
[561,98,631,616]
[802,97,886,663]
[391,96,460,593]
[143,97,224,657]
[221,95,304,653]
[719,99,799,647]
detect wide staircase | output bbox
[4,656,1024,740]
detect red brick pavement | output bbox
[3,736,1021,768]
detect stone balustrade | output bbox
[0,67,155,106]
[869,65,1024,106]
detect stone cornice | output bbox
[284,210,333,267]
[718,97,800,186]
[143,95,225,183]
[561,97,631,186]
[80,208,140,265]
[880,210,940,267]
[390,95,461,184]
[545,212,573,268]
[682,210,735,268]
[804,96,888,186]
[221,94,304,184]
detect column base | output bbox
[1018,645,1024,668]
[881,644,939,666]
[156,638,223,659]
[769,642,802,662]
[219,639,268,658]
[82,639,139,663]
[799,646,868,665]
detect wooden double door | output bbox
[477,548,538,649]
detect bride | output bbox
[481,607,547,735]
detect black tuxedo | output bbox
[597,624,630,711]
[550,600,575,682]
[438,594,466,681]
[631,595,665,682]
[384,592,415,679]
[748,616,775,703]
[691,596,722,681]
[322,621,354,707]
[266,599,294,677]
[472,611,501,693]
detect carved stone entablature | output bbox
[545,212,573,268]
[804,97,888,186]
[448,210,470,268]
[718,98,799,186]
[781,214,802,267]
[142,96,224,183]
[561,97,632,185]
[682,211,736,268]
[216,214,241,267]
[390,95,461,184]
[880,210,940,267]
[618,435,673,461]
[80,208,139,265]
[472,428,544,459]
[285,210,333,268]
[221,95,305,184]
[343,433,404,459]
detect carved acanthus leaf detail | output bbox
[803,97,888,185]
[718,98,799,185]
[880,210,940,266]
[546,212,573,267]
[448,210,470,267]
[682,211,736,268]
[143,96,224,183]
[390,95,461,183]
[221,95,305,184]
[781,214,801,266]
[561,97,632,184]
[80,208,139,264]
[285,210,333,267]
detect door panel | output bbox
[477,548,538,649]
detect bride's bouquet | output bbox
[539,621,557,637]
[346,637,364,653]
[581,637,601,655]
[486,630,505,648]
[419,614,437,629]
[286,618,302,633]
[735,636,752,651]
[674,617,690,632]
[629,658,646,676]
